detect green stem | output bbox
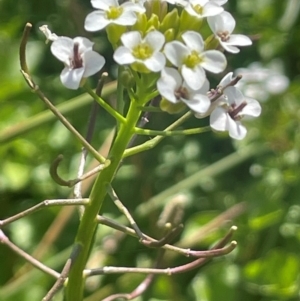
[134,126,210,136]
[65,98,142,301]
[84,86,126,124]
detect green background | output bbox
[1,0,300,300]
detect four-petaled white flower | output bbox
[207,11,252,53]
[51,37,105,90]
[184,0,224,18]
[157,67,210,114]
[164,31,227,90]
[210,86,261,140]
[84,0,145,32]
[113,31,166,72]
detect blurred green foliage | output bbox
[1,0,300,300]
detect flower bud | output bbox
[164,28,175,43]
[147,13,160,31]
[120,69,135,88]
[205,34,220,50]
[160,8,180,33]
[160,98,185,114]
[106,24,126,47]
[179,9,202,33]
[132,12,147,33]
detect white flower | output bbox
[207,11,252,53]
[51,37,105,90]
[157,67,210,114]
[39,25,58,43]
[210,86,261,140]
[210,0,227,5]
[164,31,227,90]
[84,0,145,32]
[184,0,223,18]
[113,31,166,72]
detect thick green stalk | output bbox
[65,99,142,301]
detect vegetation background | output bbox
[0,0,300,300]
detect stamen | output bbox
[229,101,247,120]
[72,42,83,69]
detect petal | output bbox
[82,51,105,77]
[228,119,247,140]
[210,106,227,131]
[224,86,244,106]
[241,98,262,117]
[208,11,235,34]
[60,67,85,90]
[164,41,189,67]
[144,31,165,52]
[113,46,136,65]
[202,2,223,17]
[157,67,182,103]
[73,37,94,52]
[91,0,117,10]
[182,31,204,53]
[220,42,240,53]
[219,72,234,87]
[226,34,252,46]
[182,94,210,113]
[201,50,227,73]
[122,1,146,13]
[121,31,141,49]
[113,11,138,26]
[181,64,206,90]
[144,53,166,72]
[84,11,111,31]
[51,37,73,64]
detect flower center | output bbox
[71,43,83,69]
[106,6,123,20]
[217,31,230,42]
[183,50,203,68]
[174,86,189,100]
[192,4,204,15]
[229,101,247,120]
[132,42,153,60]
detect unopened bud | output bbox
[160,98,185,114]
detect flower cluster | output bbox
[41,0,261,140]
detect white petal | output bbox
[241,98,261,117]
[182,31,204,53]
[144,53,166,72]
[157,67,182,103]
[82,51,105,77]
[121,31,141,49]
[226,34,252,46]
[73,37,94,52]
[145,31,165,52]
[202,2,223,17]
[113,46,136,65]
[224,86,244,105]
[182,94,210,113]
[164,41,189,67]
[51,37,73,64]
[201,50,227,73]
[84,11,111,31]
[220,42,240,53]
[182,64,206,90]
[211,0,227,5]
[91,0,117,10]
[219,72,234,87]
[228,119,247,140]
[113,11,138,26]
[208,11,235,34]
[122,1,146,13]
[60,67,85,90]
[210,106,227,131]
